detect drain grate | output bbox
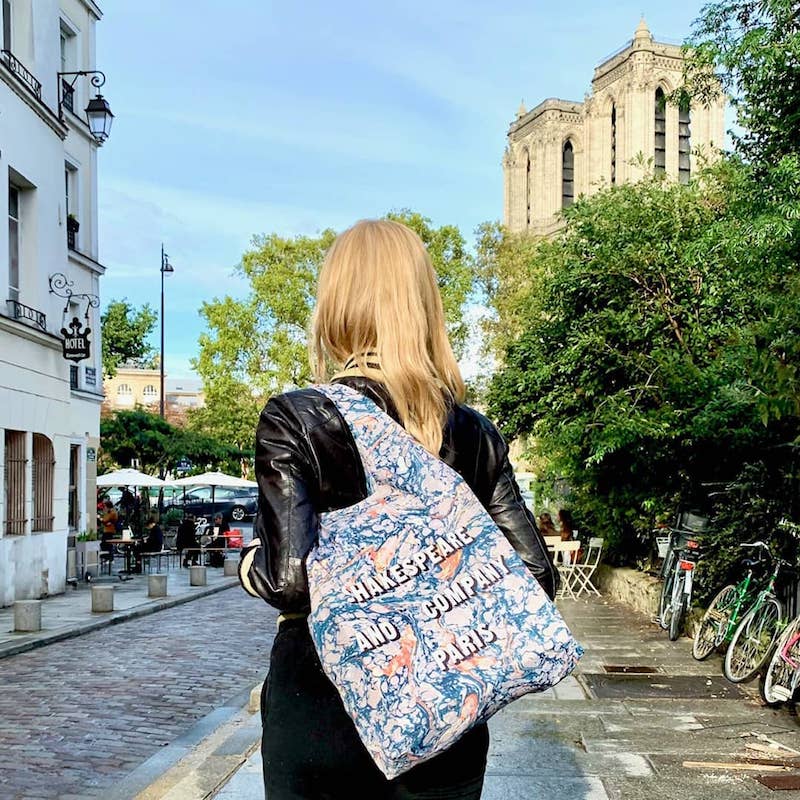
[582,673,746,700]
[603,665,659,674]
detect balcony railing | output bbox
[67,228,77,250]
[0,50,42,101]
[6,299,47,332]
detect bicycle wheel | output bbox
[693,585,737,660]
[669,577,686,641]
[759,615,800,707]
[724,597,783,683]
[658,553,677,629]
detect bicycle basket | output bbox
[656,536,671,558]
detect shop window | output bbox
[4,429,26,535]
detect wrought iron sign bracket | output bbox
[48,272,100,319]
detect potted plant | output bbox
[76,529,100,576]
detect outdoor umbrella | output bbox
[168,471,257,529]
[96,468,168,487]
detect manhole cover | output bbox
[603,665,660,674]
[582,673,746,699]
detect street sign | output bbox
[87,447,96,462]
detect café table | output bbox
[105,537,139,580]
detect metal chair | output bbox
[553,541,581,599]
[571,537,604,597]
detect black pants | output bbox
[262,618,489,800]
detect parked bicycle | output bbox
[692,542,771,662]
[657,513,709,639]
[760,612,800,706]
[693,540,788,683]
[660,536,702,641]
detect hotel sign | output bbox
[60,317,91,362]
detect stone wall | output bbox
[594,564,704,637]
[594,565,661,621]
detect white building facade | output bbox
[0,0,108,605]
[504,20,726,235]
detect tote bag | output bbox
[306,383,582,779]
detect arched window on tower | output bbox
[525,150,531,226]
[678,98,691,184]
[610,104,617,185]
[562,140,575,208]
[654,88,666,173]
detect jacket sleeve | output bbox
[485,444,560,600]
[239,396,318,613]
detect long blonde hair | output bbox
[310,219,465,454]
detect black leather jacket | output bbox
[240,376,558,611]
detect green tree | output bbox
[101,300,157,378]
[683,0,800,167]
[192,211,475,451]
[100,409,241,476]
[487,161,800,562]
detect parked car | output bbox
[165,486,258,522]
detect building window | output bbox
[32,434,54,532]
[8,184,19,302]
[142,385,158,403]
[4,429,26,535]
[562,140,575,208]
[2,0,12,51]
[654,88,666,174]
[65,163,78,249]
[525,150,531,226]
[117,383,132,397]
[610,104,617,185]
[60,21,77,112]
[679,99,691,185]
[68,444,80,530]
[70,365,79,389]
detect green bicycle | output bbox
[693,541,787,684]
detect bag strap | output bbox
[314,382,428,492]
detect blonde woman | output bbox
[240,219,557,799]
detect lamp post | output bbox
[160,244,174,419]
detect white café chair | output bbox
[571,537,604,598]
[552,541,581,599]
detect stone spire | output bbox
[517,99,527,119]
[634,16,653,44]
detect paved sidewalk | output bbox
[205,598,800,800]
[0,564,238,659]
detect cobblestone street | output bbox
[0,587,275,800]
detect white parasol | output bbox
[96,468,168,487]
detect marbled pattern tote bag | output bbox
[306,383,582,779]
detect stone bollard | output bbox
[14,600,42,632]
[91,585,114,613]
[189,565,207,587]
[148,574,168,598]
[223,558,238,577]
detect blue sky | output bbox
[97,0,712,378]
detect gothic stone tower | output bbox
[503,19,726,235]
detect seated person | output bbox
[537,512,559,538]
[133,516,164,572]
[99,501,118,562]
[176,514,200,568]
[206,514,228,568]
[558,508,575,542]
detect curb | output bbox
[0,578,239,660]
[106,684,261,800]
